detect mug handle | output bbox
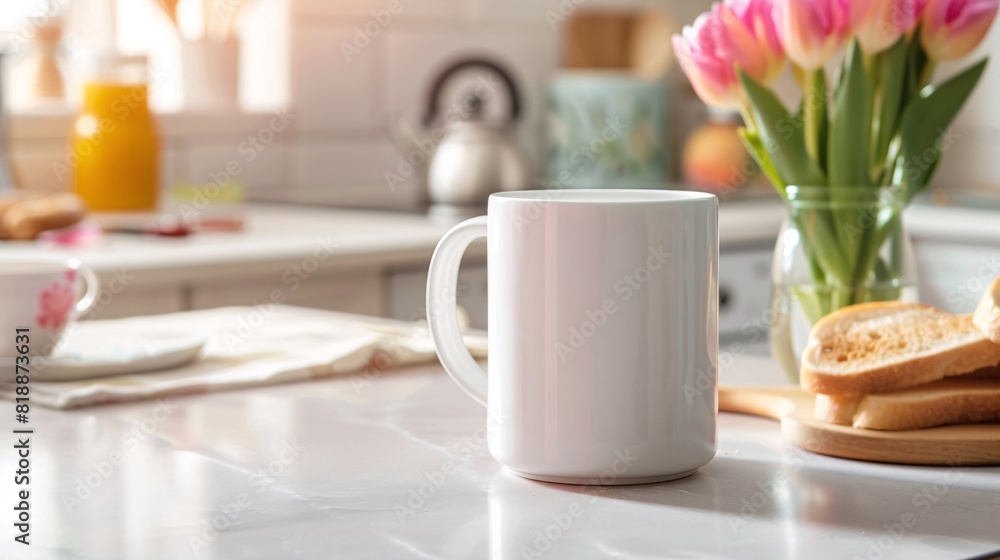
[426,216,488,406]
[75,267,100,315]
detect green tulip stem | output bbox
[920,60,937,90]
[737,105,757,135]
[873,36,908,184]
[803,68,828,172]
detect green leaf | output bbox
[829,40,873,187]
[789,199,852,286]
[739,70,826,187]
[827,41,874,278]
[852,207,898,285]
[738,128,786,197]
[897,58,988,199]
[905,33,931,101]
[792,285,827,326]
[873,36,908,183]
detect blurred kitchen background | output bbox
[1,0,999,355]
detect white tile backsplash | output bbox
[279,0,564,200]
[469,0,705,29]
[466,0,564,24]
[185,138,293,195]
[293,137,404,200]
[10,140,184,195]
[8,142,68,193]
[932,22,1000,193]
[279,0,703,202]
[292,23,383,132]
[161,148,182,194]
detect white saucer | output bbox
[1,337,206,382]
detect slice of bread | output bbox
[814,372,1000,430]
[974,276,1000,344]
[814,392,859,426]
[800,302,1000,395]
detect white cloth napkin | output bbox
[0,306,486,409]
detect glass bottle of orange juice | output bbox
[72,54,158,211]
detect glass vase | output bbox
[769,186,918,383]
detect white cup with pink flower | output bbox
[1,255,99,357]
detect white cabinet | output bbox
[83,284,186,320]
[388,261,488,329]
[719,246,773,355]
[79,269,386,320]
[190,270,385,316]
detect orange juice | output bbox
[72,82,159,211]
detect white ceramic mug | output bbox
[427,190,719,485]
[1,255,99,356]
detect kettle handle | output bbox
[423,58,522,126]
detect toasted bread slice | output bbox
[814,392,859,426]
[800,302,1000,395]
[974,277,1000,344]
[814,372,1000,430]
[814,366,1000,428]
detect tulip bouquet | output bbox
[674,0,997,329]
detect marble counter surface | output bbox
[4,355,998,560]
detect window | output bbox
[117,0,290,111]
[0,0,288,113]
[0,1,53,33]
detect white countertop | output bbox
[2,200,997,283]
[11,350,999,559]
[905,205,1000,245]
[0,202,786,282]
[717,199,1000,247]
[69,205,471,281]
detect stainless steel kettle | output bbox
[424,58,532,206]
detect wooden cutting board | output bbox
[719,386,1000,466]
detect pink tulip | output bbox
[851,0,925,53]
[921,0,998,60]
[673,0,785,109]
[774,0,852,70]
[727,0,786,81]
